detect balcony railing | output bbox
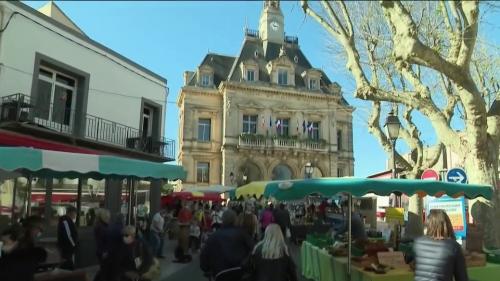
[238,135,327,151]
[0,93,175,160]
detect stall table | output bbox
[291,224,331,244]
[301,241,500,281]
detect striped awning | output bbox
[0,146,186,180]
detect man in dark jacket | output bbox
[0,225,47,281]
[274,203,292,237]
[57,206,78,270]
[200,209,254,278]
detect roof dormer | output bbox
[197,65,214,87]
[301,69,322,91]
[266,48,295,86]
[240,59,259,82]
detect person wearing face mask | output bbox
[104,225,155,281]
[57,206,79,270]
[0,225,47,281]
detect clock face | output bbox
[270,21,279,31]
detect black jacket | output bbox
[200,226,254,276]
[251,247,298,281]
[413,236,468,281]
[0,246,47,281]
[273,209,291,234]
[57,215,78,253]
[94,222,109,259]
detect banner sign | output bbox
[385,207,404,224]
[427,196,467,238]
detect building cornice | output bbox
[220,81,354,111]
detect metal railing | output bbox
[245,28,259,38]
[285,35,299,44]
[0,93,175,159]
[238,135,327,151]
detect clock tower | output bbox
[259,0,284,45]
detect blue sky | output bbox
[23,1,499,177]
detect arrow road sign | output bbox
[446,168,468,184]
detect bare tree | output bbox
[301,0,500,246]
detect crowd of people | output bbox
[0,197,469,281]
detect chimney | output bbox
[183,71,194,86]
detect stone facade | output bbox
[177,1,355,187]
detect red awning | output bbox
[0,130,104,155]
[161,192,224,206]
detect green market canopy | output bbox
[0,146,186,180]
[235,177,492,200]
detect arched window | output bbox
[272,164,293,180]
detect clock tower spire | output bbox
[259,0,284,44]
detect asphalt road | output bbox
[161,241,308,281]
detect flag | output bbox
[302,120,306,134]
[269,115,272,128]
[296,120,299,133]
[308,122,313,132]
[276,119,281,129]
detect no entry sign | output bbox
[421,169,439,180]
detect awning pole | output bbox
[76,178,83,227]
[348,194,352,281]
[26,175,32,217]
[127,178,133,225]
[11,178,18,224]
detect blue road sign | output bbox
[446,168,468,184]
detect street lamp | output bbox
[384,110,401,179]
[305,162,314,179]
[385,110,401,207]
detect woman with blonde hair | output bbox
[413,209,468,281]
[249,223,297,281]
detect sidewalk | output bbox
[82,237,198,280]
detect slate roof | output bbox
[187,53,236,87]
[488,96,499,116]
[189,36,348,105]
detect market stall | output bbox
[236,177,494,281]
[161,191,225,207]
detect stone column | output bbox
[104,178,122,218]
[150,180,162,216]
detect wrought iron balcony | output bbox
[0,93,175,160]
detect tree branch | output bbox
[337,0,354,37]
[423,143,444,169]
[321,0,348,38]
[440,1,461,63]
[367,101,412,171]
[456,1,480,69]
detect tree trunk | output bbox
[405,195,424,239]
[464,143,500,248]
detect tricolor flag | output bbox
[308,122,313,132]
[276,119,281,129]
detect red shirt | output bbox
[178,207,192,225]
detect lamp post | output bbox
[384,110,401,205]
[305,162,314,179]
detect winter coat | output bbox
[250,246,298,281]
[0,246,47,281]
[200,226,254,276]
[414,236,468,281]
[57,215,78,254]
